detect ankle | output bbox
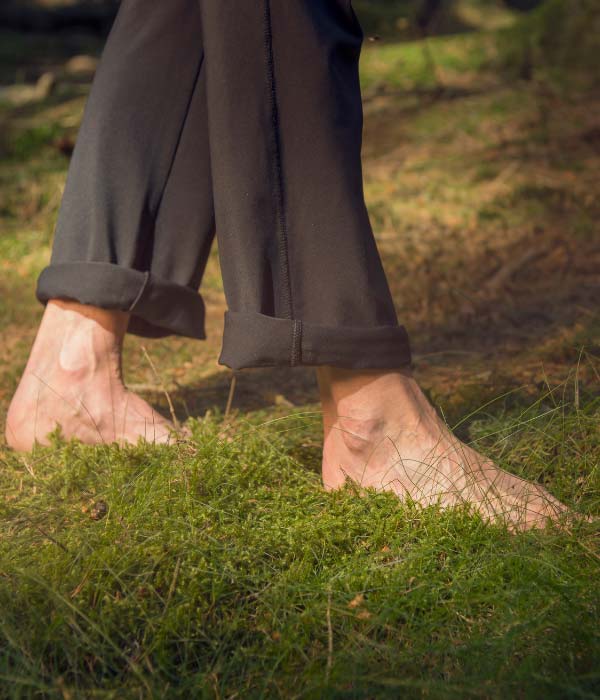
[48,300,129,336]
[335,415,386,455]
[33,301,126,370]
[318,365,416,423]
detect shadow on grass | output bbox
[168,367,319,419]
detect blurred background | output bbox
[0,0,599,420]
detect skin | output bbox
[6,300,569,531]
[5,300,175,450]
[317,366,569,532]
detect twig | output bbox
[482,247,549,296]
[126,383,178,393]
[326,588,333,682]
[35,525,69,553]
[70,571,91,599]
[164,557,182,611]
[140,346,179,429]
[18,448,35,480]
[225,373,237,418]
[574,347,584,411]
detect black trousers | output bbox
[36,0,412,370]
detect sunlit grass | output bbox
[359,32,497,93]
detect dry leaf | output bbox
[348,594,365,609]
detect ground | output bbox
[0,9,599,699]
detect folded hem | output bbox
[219,310,412,370]
[36,262,206,340]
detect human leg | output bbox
[7,0,214,449]
[37,0,214,339]
[198,1,567,530]
[199,0,411,369]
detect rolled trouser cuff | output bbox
[219,311,411,370]
[36,262,206,339]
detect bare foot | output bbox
[5,300,179,451]
[318,367,570,532]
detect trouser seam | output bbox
[263,0,295,337]
[291,319,302,366]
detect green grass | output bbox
[1,387,598,699]
[4,123,64,162]
[358,32,496,93]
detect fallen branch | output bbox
[482,246,549,296]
